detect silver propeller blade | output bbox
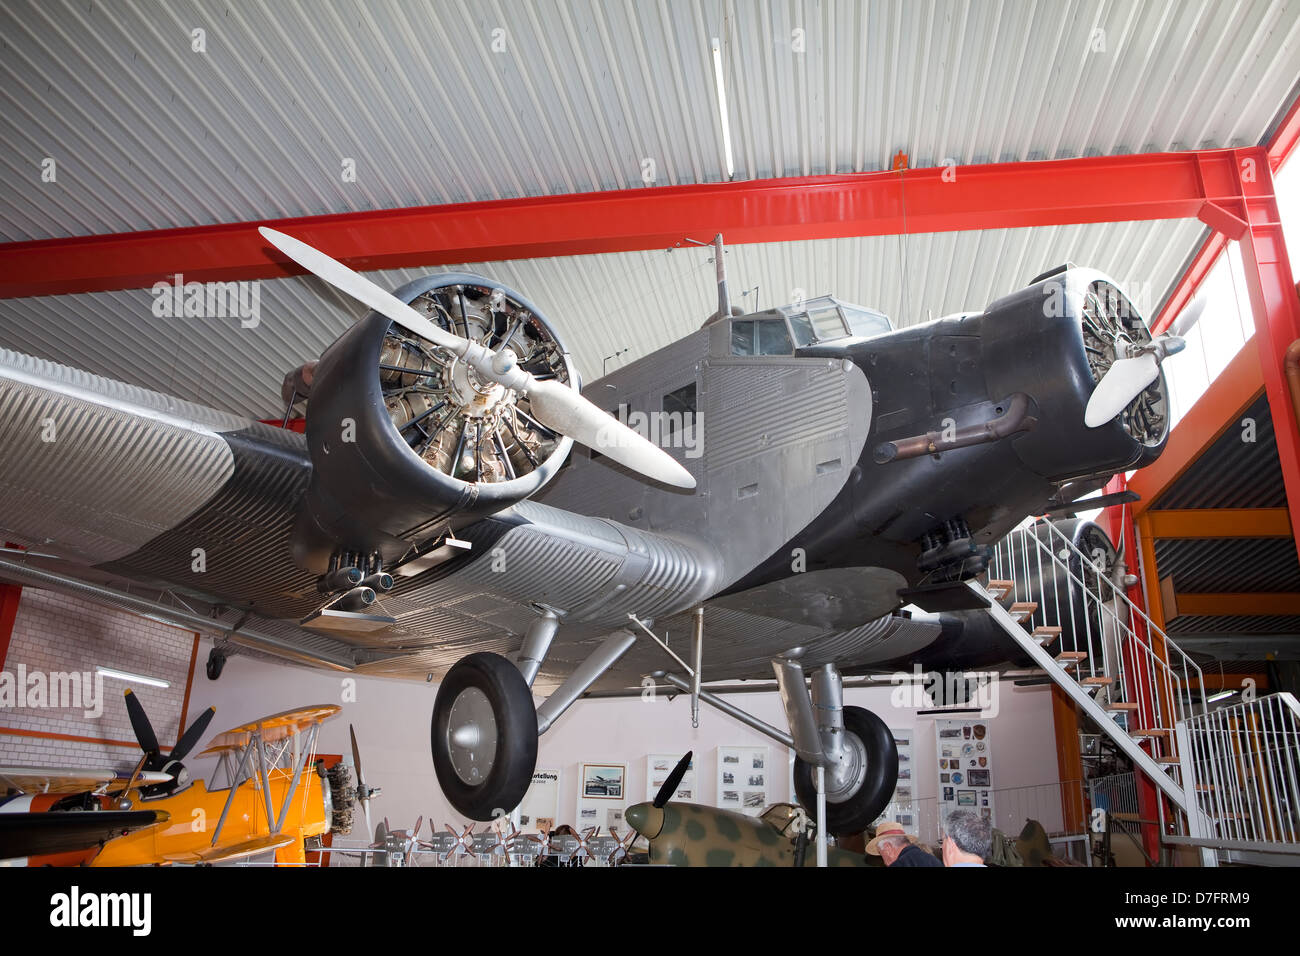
[1167,295,1207,339]
[1084,353,1159,428]
[1085,295,1205,429]
[260,228,461,352]
[259,227,696,490]
[349,723,374,836]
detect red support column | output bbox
[0,582,19,670]
[1232,150,1300,562]
[0,542,23,669]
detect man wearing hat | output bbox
[865,822,942,867]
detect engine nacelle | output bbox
[981,266,1170,479]
[292,273,577,574]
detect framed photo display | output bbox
[647,753,696,803]
[576,762,627,831]
[935,718,994,826]
[718,745,767,815]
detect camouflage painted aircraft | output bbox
[624,752,868,867]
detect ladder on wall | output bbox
[974,518,1300,862]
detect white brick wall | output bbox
[0,587,197,770]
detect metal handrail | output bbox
[1176,692,1300,850]
[988,518,1206,745]
[1039,517,1206,717]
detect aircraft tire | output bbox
[431,652,538,821]
[792,705,898,837]
[205,648,226,681]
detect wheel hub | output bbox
[448,356,510,419]
[824,731,869,804]
[446,687,498,785]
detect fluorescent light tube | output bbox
[96,666,169,689]
[711,38,734,179]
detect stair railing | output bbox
[986,518,1206,752]
[1174,692,1300,853]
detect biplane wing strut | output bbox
[191,704,339,863]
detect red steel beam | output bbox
[0,148,1261,299]
[1152,96,1300,332]
[1145,508,1292,539]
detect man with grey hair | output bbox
[866,821,942,867]
[942,809,991,867]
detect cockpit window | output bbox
[731,318,794,356]
[788,312,816,347]
[842,305,892,338]
[808,303,847,340]
[778,295,892,345]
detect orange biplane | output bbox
[0,693,364,866]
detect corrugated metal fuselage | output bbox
[0,269,1160,685]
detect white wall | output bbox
[187,638,1063,840]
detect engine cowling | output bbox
[292,273,577,574]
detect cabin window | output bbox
[662,382,696,438]
[731,318,794,356]
[663,382,696,417]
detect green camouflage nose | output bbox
[625,802,663,839]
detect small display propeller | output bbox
[350,723,380,835]
[258,227,696,490]
[653,751,693,809]
[1085,296,1206,428]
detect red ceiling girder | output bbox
[1151,98,1300,332]
[0,148,1263,300]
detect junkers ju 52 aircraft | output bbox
[0,227,1203,835]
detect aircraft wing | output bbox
[199,704,341,755]
[0,809,170,859]
[161,833,296,865]
[0,766,172,795]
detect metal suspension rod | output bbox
[536,630,636,735]
[658,672,794,748]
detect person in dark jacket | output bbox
[865,821,943,867]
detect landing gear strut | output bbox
[774,657,898,837]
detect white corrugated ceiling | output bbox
[0,0,1297,416]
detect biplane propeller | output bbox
[122,688,215,796]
